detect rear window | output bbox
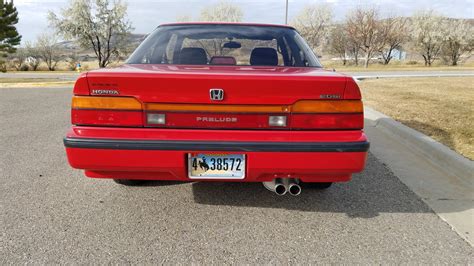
[127,24,322,68]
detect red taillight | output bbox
[289,100,363,129]
[71,96,143,127]
[72,109,143,126]
[290,114,364,129]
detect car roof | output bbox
[159,22,296,30]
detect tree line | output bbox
[1,0,132,72]
[1,0,473,72]
[293,5,474,67]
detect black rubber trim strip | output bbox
[64,137,370,152]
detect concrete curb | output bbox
[364,107,474,185]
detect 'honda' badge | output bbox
[210,88,224,101]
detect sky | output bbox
[13,0,474,42]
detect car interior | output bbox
[176,47,279,66]
[127,25,322,67]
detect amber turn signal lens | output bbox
[291,100,363,113]
[72,96,142,110]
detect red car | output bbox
[64,23,369,196]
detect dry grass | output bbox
[359,77,474,160]
[0,78,74,88]
[322,60,474,72]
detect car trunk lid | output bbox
[73,65,363,130]
[85,64,353,104]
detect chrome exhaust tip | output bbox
[274,183,287,196]
[262,178,287,196]
[288,183,301,196]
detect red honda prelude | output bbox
[64,23,369,196]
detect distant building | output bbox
[391,48,407,60]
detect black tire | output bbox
[113,179,148,186]
[305,182,333,189]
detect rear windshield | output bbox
[127,24,322,68]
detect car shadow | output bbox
[190,153,435,218]
[132,180,187,187]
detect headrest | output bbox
[250,47,278,66]
[178,48,207,65]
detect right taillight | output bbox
[290,100,363,130]
[71,96,143,127]
[290,113,364,129]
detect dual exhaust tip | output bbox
[263,178,301,196]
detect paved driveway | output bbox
[0,87,472,263]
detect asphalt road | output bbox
[1,87,472,264]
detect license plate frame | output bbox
[187,153,246,180]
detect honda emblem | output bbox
[210,88,224,101]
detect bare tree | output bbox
[25,41,41,71]
[36,33,61,71]
[200,1,243,22]
[350,45,361,65]
[378,17,409,64]
[292,4,333,50]
[440,19,474,66]
[411,10,445,66]
[196,1,243,57]
[66,52,79,70]
[346,35,361,66]
[346,8,384,68]
[328,24,350,65]
[48,0,133,68]
[10,47,28,70]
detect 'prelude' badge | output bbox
[197,117,238,122]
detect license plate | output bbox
[187,153,245,179]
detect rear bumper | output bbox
[64,127,369,182]
[64,137,369,152]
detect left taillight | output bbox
[71,96,143,127]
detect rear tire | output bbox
[113,179,148,186]
[305,182,333,189]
